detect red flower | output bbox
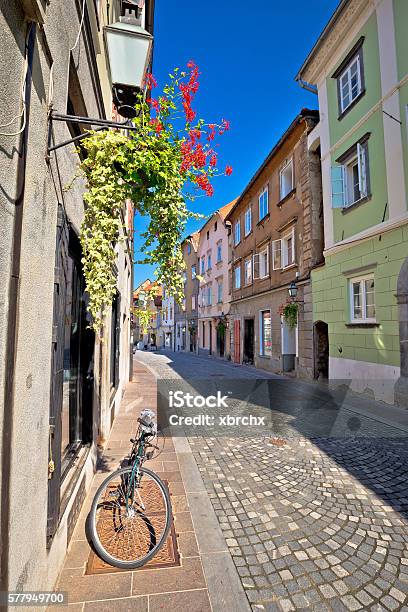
[147,97,159,111]
[150,118,163,134]
[225,165,233,176]
[209,154,217,167]
[222,119,231,131]
[145,73,158,88]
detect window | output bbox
[272,229,295,269]
[217,280,223,303]
[214,221,217,231]
[182,298,186,311]
[234,265,241,289]
[279,159,294,200]
[244,258,252,285]
[338,53,363,114]
[259,188,268,221]
[217,242,222,262]
[259,248,269,278]
[234,221,241,245]
[244,207,252,235]
[191,264,196,279]
[272,239,282,270]
[207,253,212,270]
[187,243,191,255]
[259,310,272,356]
[350,275,375,322]
[183,271,187,284]
[331,141,369,208]
[207,230,209,240]
[192,295,196,310]
[201,257,205,274]
[282,230,295,267]
[207,285,212,306]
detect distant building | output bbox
[177,233,200,352]
[197,201,237,358]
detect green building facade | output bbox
[297,0,408,404]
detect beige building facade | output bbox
[197,201,237,359]
[226,111,323,377]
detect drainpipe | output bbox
[296,78,318,95]
[1,22,36,594]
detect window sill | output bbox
[244,230,253,239]
[346,321,379,328]
[277,188,296,207]
[258,354,271,359]
[257,213,270,226]
[281,263,297,272]
[338,89,366,121]
[341,194,372,214]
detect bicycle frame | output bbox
[125,431,148,513]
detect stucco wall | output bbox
[0,0,130,593]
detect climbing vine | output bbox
[278,301,299,329]
[78,62,231,330]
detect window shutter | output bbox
[272,240,282,270]
[331,166,346,208]
[264,250,269,277]
[253,253,260,279]
[357,143,367,197]
[47,204,69,545]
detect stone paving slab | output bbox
[51,361,213,612]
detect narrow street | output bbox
[136,351,408,612]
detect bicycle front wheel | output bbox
[89,466,172,569]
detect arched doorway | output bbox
[313,321,329,380]
[395,257,408,406]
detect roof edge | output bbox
[225,110,319,221]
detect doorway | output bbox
[233,320,240,363]
[209,321,213,355]
[281,317,296,372]
[313,321,329,379]
[243,319,254,364]
[216,323,225,357]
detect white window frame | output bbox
[279,159,294,200]
[349,274,376,323]
[217,280,223,303]
[272,239,282,270]
[207,253,212,270]
[282,229,295,268]
[192,295,196,310]
[207,285,212,306]
[234,220,241,246]
[259,309,272,357]
[244,258,252,285]
[339,54,362,114]
[259,246,269,278]
[244,206,252,236]
[234,265,241,289]
[258,188,268,221]
[191,264,196,279]
[216,242,222,263]
[331,142,368,208]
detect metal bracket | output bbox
[46,110,139,157]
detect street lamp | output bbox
[104,19,153,117]
[288,281,298,300]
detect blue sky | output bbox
[133,0,339,288]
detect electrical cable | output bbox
[0,25,31,137]
[70,0,87,52]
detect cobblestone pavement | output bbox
[135,351,408,612]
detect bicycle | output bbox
[88,409,172,569]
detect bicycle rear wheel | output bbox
[89,466,172,569]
